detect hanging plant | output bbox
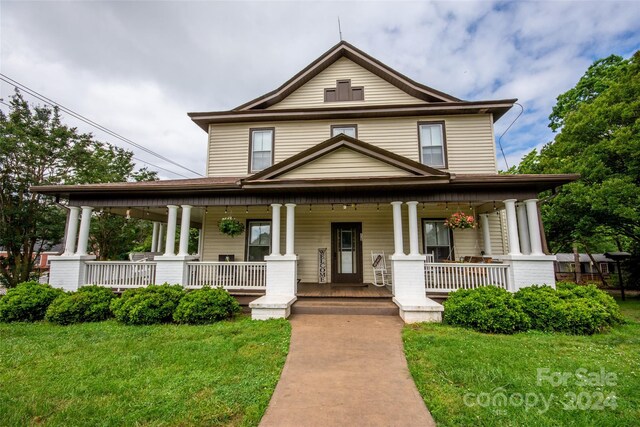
[218,217,245,237]
[444,211,477,230]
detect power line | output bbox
[0,74,203,177]
[1,97,190,178]
[1,97,189,178]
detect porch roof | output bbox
[31,172,578,206]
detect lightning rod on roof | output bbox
[338,17,343,41]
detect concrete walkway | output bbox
[260,315,436,427]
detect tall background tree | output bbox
[0,90,157,287]
[508,51,639,286]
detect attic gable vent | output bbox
[324,79,364,102]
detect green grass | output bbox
[0,317,291,426]
[403,297,640,427]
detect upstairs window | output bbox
[324,79,364,102]
[250,128,274,172]
[418,122,446,168]
[331,124,357,138]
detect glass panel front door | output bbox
[331,223,363,283]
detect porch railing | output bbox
[186,262,267,289]
[85,261,156,288]
[425,262,510,292]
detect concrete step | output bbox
[292,297,398,316]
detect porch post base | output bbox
[250,295,297,320]
[154,255,198,286]
[494,254,557,291]
[48,255,96,292]
[390,254,427,300]
[393,297,444,323]
[265,255,298,296]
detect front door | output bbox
[331,222,363,283]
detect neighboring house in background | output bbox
[0,243,63,272]
[555,253,616,284]
[33,41,577,322]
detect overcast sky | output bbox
[1,1,639,179]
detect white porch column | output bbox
[150,222,160,252]
[516,203,531,255]
[525,199,544,255]
[480,213,492,256]
[63,206,81,255]
[270,204,282,256]
[503,199,521,255]
[407,201,420,256]
[391,201,404,256]
[75,206,93,256]
[50,205,95,291]
[177,205,192,256]
[164,205,178,256]
[285,203,296,256]
[250,203,297,320]
[157,223,165,252]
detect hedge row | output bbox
[0,282,240,325]
[443,282,623,335]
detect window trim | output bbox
[330,124,358,139]
[245,219,272,261]
[248,127,275,173]
[417,121,447,169]
[421,218,455,261]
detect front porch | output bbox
[44,197,557,323]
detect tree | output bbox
[510,51,640,285]
[0,90,156,286]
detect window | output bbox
[324,79,364,102]
[600,263,609,274]
[423,219,453,261]
[246,221,271,261]
[418,122,446,168]
[250,128,274,172]
[331,124,357,138]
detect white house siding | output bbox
[279,147,414,179]
[201,204,502,284]
[267,57,427,110]
[207,114,497,176]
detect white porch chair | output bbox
[371,251,392,287]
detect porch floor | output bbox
[297,282,392,298]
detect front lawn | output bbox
[0,317,290,426]
[403,297,640,426]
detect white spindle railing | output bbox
[425,262,510,292]
[85,261,156,288]
[186,262,267,289]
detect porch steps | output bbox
[292,297,398,316]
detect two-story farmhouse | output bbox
[34,41,577,322]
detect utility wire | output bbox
[2,95,189,179]
[496,102,524,171]
[0,74,203,177]
[1,98,189,178]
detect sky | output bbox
[1,0,639,179]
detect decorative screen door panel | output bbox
[331,223,363,283]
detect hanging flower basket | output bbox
[444,211,477,230]
[218,217,245,237]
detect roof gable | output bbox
[235,41,461,111]
[244,134,449,182]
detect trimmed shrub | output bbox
[0,282,64,322]
[514,285,565,332]
[110,284,184,325]
[45,286,115,325]
[556,298,610,335]
[444,286,530,334]
[173,287,240,324]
